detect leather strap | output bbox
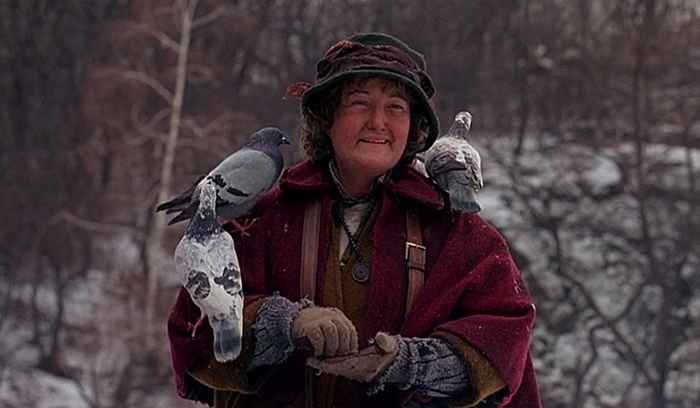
[301,199,321,408]
[300,200,321,301]
[304,368,314,408]
[299,201,425,407]
[404,208,426,319]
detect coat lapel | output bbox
[364,190,409,342]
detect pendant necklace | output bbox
[332,201,373,283]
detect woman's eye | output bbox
[349,99,370,106]
[388,103,408,113]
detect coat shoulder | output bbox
[455,213,508,248]
[434,212,513,273]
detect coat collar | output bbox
[279,160,445,210]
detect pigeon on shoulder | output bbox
[421,111,483,213]
[174,180,243,362]
[157,127,290,233]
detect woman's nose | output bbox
[367,105,388,130]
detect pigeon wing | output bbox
[165,149,279,224]
[460,145,483,189]
[207,149,280,219]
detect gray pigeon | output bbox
[157,127,290,231]
[174,180,244,362]
[422,111,483,213]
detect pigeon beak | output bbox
[281,136,291,145]
[456,118,470,129]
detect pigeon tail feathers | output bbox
[450,197,482,213]
[447,182,482,213]
[212,319,243,362]
[156,175,205,212]
[168,208,196,225]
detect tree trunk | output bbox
[143,0,198,352]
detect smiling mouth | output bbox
[360,138,389,145]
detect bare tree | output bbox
[141,0,201,352]
[479,1,700,407]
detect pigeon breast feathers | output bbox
[174,181,244,362]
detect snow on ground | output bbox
[3,132,698,408]
[0,368,88,408]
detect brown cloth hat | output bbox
[298,32,440,153]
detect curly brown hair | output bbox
[299,74,429,165]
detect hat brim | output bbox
[301,68,439,153]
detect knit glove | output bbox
[369,335,472,397]
[250,294,301,369]
[250,295,359,369]
[308,332,471,398]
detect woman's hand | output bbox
[291,306,359,357]
[305,332,399,382]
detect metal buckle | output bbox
[405,241,426,260]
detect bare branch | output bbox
[192,4,233,30]
[564,259,657,386]
[118,70,174,103]
[181,112,237,139]
[128,106,171,146]
[187,63,217,83]
[58,211,145,240]
[122,23,179,52]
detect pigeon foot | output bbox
[191,315,206,338]
[231,218,258,237]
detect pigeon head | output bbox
[445,111,472,140]
[244,127,289,172]
[186,180,219,240]
[455,112,472,128]
[245,127,290,150]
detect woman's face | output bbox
[329,77,411,183]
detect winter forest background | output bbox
[1,0,699,407]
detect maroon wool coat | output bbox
[168,160,542,407]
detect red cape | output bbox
[168,161,542,407]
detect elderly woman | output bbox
[168,33,542,408]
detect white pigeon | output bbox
[174,180,243,362]
[421,111,483,213]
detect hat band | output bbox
[315,41,435,98]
